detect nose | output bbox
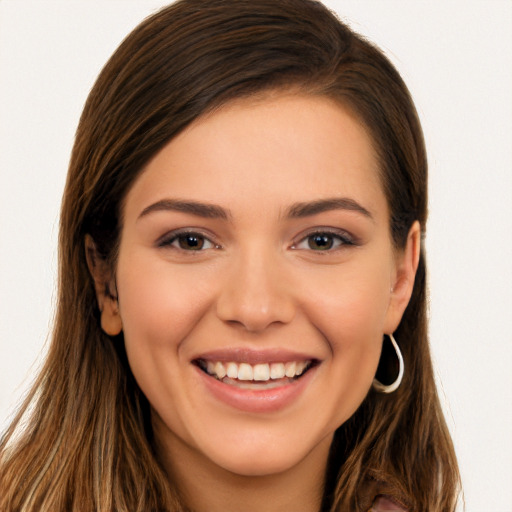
[215,248,295,332]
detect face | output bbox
[108,94,417,480]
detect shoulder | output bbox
[370,495,408,512]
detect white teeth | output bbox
[202,359,311,382]
[253,363,270,381]
[206,361,216,375]
[214,361,227,379]
[295,361,307,376]
[270,363,285,379]
[226,362,238,379]
[284,362,296,378]
[238,363,253,381]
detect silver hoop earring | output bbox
[372,333,404,394]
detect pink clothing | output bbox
[371,495,408,511]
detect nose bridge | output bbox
[215,242,295,332]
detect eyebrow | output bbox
[138,199,230,220]
[137,196,373,222]
[286,197,373,220]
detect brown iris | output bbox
[308,234,334,250]
[178,234,205,250]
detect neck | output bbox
[154,420,332,512]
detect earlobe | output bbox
[384,221,421,333]
[100,298,123,336]
[84,234,123,336]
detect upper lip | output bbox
[192,348,318,365]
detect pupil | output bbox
[309,234,333,250]
[179,235,203,250]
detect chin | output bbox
[190,424,335,479]
[211,446,314,478]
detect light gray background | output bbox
[1,1,511,510]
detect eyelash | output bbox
[158,230,220,252]
[158,228,356,253]
[291,229,356,252]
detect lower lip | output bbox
[194,365,317,413]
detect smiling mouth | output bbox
[194,359,317,389]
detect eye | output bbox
[159,231,217,251]
[292,230,355,251]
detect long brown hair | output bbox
[0,1,460,510]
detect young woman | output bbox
[0,0,460,510]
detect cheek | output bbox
[115,251,217,357]
[299,257,392,404]
[302,254,392,342]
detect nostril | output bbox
[216,296,295,332]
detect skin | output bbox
[87,93,420,512]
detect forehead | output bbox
[124,93,387,222]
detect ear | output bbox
[84,234,123,336]
[384,221,421,333]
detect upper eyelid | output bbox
[289,229,358,253]
[294,227,355,243]
[157,228,220,248]
[155,226,356,248]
